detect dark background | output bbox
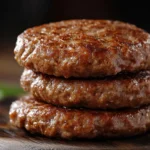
[1,0,150,44]
[0,0,150,84]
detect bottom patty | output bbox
[9,95,150,139]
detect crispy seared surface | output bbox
[9,95,150,139]
[14,20,150,78]
[21,69,150,109]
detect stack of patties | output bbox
[9,20,150,139]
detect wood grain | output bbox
[0,98,150,150]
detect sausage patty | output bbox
[21,69,150,109]
[14,20,150,78]
[9,95,150,139]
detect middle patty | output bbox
[21,69,150,109]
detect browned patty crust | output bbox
[21,69,150,109]
[9,95,150,139]
[14,20,150,78]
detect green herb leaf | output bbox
[0,83,25,101]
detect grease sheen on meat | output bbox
[14,20,150,78]
[21,69,150,109]
[9,95,150,139]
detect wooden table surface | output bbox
[0,97,150,150]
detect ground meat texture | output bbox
[20,69,150,109]
[9,95,150,139]
[14,20,150,78]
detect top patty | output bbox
[14,20,150,78]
